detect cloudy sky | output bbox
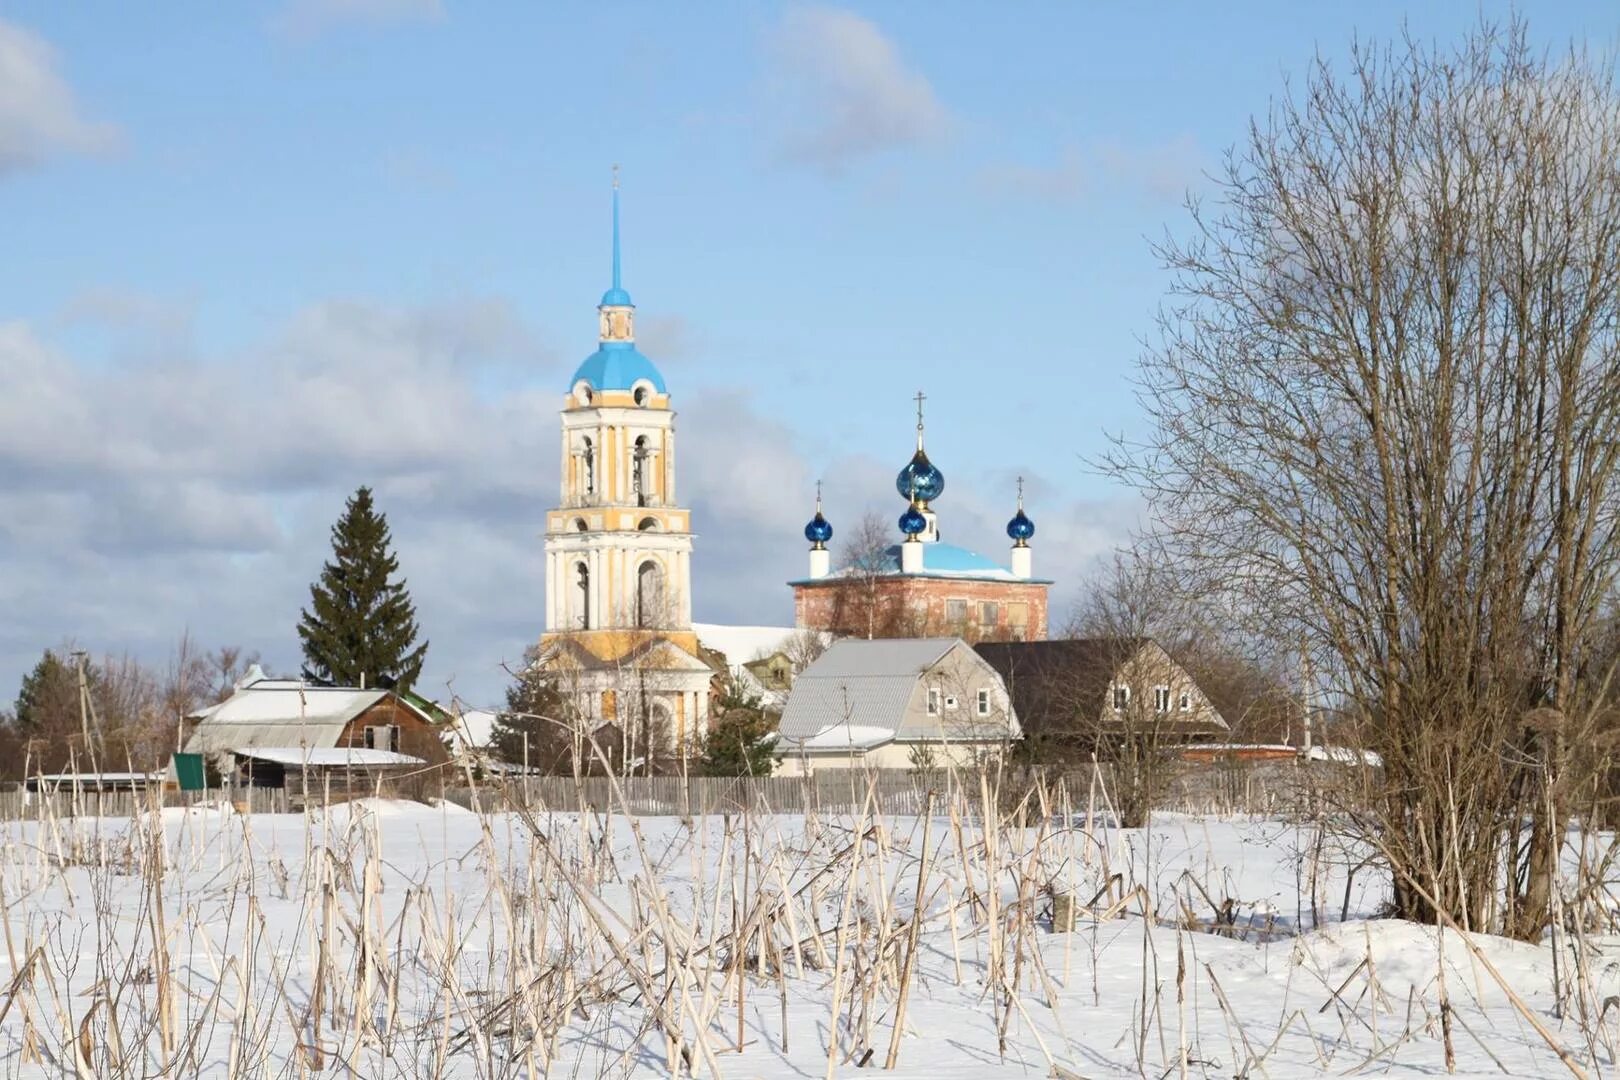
[0,1,1605,707]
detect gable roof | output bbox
[777,638,957,740]
[974,638,1227,738]
[182,677,434,757]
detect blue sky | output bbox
[1,1,1613,707]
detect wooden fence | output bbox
[0,760,1328,822]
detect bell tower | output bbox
[537,173,711,749]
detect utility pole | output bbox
[72,649,103,769]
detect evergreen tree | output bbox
[15,648,81,735]
[490,647,576,773]
[298,486,428,690]
[698,675,779,776]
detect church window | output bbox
[637,517,659,532]
[636,560,666,628]
[634,386,648,407]
[575,562,590,629]
[979,601,998,626]
[582,437,596,496]
[945,598,968,625]
[633,436,650,507]
[574,518,589,532]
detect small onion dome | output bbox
[1006,508,1035,545]
[898,503,928,537]
[894,449,944,506]
[804,510,833,547]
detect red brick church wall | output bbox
[794,577,1048,641]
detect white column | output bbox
[901,539,923,573]
[809,548,831,579]
[589,549,603,630]
[1010,546,1032,579]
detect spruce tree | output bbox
[490,647,576,773]
[297,486,428,690]
[698,675,779,776]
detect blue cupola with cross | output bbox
[570,168,667,395]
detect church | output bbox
[790,397,1052,641]
[533,178,715,756]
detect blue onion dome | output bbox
[898,503,928,537]
[1007,508,1035,544]
[804,510,833,547]
[895,449,945,506]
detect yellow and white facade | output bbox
[536,180,712,750]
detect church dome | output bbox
[804,510,833,545]
[600,286,633,307]
[895,449,944,505]
[1007,508,1035,542]
[898,503,928,536]
[572,342,667,393]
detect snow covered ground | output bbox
[0,798,1615,1078]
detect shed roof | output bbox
[236,747,424,768]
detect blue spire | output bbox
[601,165,633,307]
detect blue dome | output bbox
[572,341,667,393]
[898,504,928,536]
[895,449,945,504]
[600,287,633,307]
[1007,508,1035,542]
[804,511,833,545]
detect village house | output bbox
[774,638,1020,775]
[973,638,1228,764]
[182,667,450,789]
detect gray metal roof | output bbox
[777,638,956,739]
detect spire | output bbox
[611,163,622,294]
[914,389,927,450]
[1017,474,1025,511]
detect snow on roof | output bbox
[694,624,805,667]
[236,747,424,767]
[445,708,499,750]
[201,683,387,726]
[777,639,959,739]
[1307,745,1383,768]
[782,724,895,751]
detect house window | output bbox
[944,695,958,711]
[1179,691,1192,712]
[946,598,968,625]
[979,601,998,626]
[1154,686,1171,713]
[362,725,398,751]
[976,688,991,716]
[927,687,941,716]
[1113,685,1130,711]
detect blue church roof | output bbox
[883,542,1011,578]
[572,341,667,393]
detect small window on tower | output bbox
[634,386,648,407]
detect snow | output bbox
[1307,743,1384,767]
[0,802,1609,1078]
[443,706,499,750]
[785,722,896,750]
[236,747,424,767]
[693,622,805,665]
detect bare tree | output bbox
[828,511,903,639]
[1107,22,1620,937]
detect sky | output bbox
[2,1,1614,708]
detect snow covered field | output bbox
[0,796,1615,1078]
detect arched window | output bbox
[575,562,590,629]
[574,518,589,532]
[581,437,596,496]
[632,436,650,508]
[636,560,665,628]
[637,517,659,532]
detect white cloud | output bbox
[271,0,444,40]
[977,135,1203,203]
[769,6,949,172]
[0,18,118,175]
[0,296,1132,709]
